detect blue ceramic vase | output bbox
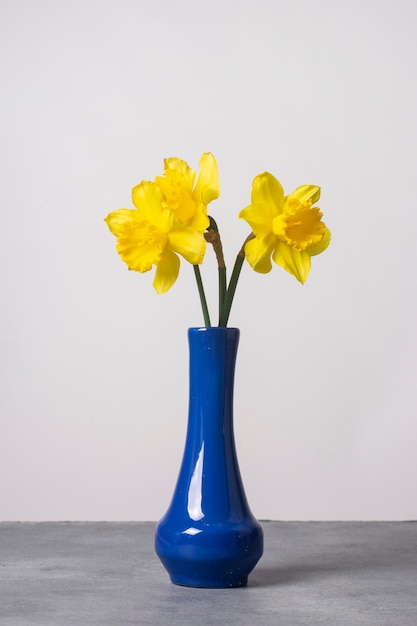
[155,327,263,588]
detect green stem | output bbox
[219,256,244,327]
[218,266,227,325]
[193,265,211,327]
[219,232,254,327]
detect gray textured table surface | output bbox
[0,522,416,625]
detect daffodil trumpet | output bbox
[105,155,331,327]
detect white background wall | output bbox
[1,0,416,521]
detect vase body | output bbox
[155,327,263,588]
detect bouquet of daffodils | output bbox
[105,153,331,326]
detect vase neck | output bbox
[187,327,240,432]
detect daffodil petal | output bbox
[244,234,276,274]
[153,249,180,294]
[163,157,196,191]
[272,242,311,284]
[168,227,206,265]
[286,184,320,205]
[239,203,274,237]
[131,181,166,225]
[189,207,210,233]
[251,172,284,213]
[194,152,220,204]
[104,209,138,236]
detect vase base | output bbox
[170,575,248,589]
[156,519,263,590]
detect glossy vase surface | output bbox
[155,327,263,588]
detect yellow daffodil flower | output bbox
[239,172,331,283]
[105,181,207,295]
[105,154,220,295]
[155,152,220,232]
